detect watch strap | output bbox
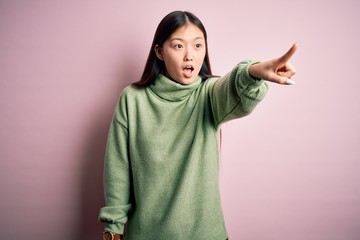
[114,234,123,240]
[103,231,124,240]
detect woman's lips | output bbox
[183,65,194,78]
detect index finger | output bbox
[278,43,298,63]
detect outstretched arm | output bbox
[249,43,298,85]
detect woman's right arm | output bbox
[98,96,132,235]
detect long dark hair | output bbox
[133,11,213,88]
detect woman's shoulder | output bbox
[200,76,220,89]
[120,83,147,98]
[113,84,146,114]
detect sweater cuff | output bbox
[99,205,131,234]
[103,222,124,235]
[240,61,264,87]
[233,60,268,102]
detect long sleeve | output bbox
[98,97,132,234]
[209,60,268,126]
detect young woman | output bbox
[99,11,297,240]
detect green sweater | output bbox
[99,60,268,240]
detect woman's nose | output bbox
[184,49,193,61]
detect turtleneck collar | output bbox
[149,74,202,102]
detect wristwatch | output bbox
[102,231,123,240]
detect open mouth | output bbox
[183,65,194,78]
[184,65,194,71]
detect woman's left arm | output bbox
[209,61,268,126]
[209,44,298,126]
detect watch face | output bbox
[103,231,113,240]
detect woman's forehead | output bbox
[169,23,205,41]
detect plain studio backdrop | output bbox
[1,0,359,239]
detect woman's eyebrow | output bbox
[170,37,205,42]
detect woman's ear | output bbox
[154,45,164,61]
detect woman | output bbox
[99,11,297,240]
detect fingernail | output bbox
[286,79,296,85]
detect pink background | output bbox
[1,0,359,239]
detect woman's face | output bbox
[155,23,206,85]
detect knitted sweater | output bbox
[99,60,268,240]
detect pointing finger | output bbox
[278,43,298,64]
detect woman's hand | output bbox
[249,43,298,85]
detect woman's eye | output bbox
[174,44,183,49]
[195,44,202,48]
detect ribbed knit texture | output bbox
[99,60,268,240]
